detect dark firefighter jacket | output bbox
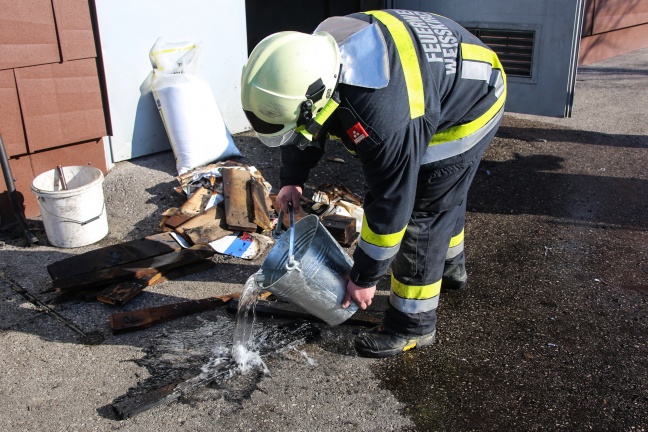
[279,10,506,287]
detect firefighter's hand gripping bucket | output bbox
[255,206,358,326]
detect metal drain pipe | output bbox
[0,133,38,245]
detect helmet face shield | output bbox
[256,128,313,149]
[256,129,296,147]
[243,110,285,135]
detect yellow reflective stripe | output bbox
[296,98,340,142]
[462,43,505,70]
[403,340,417,351]
[391,275,442,300]
[365,11,425,119]
[296,126,313,142]
[449,228,464,248]
[430,43,507,145]
[327,133,357,155]
[314,98,339,126]
[361,214,406,248]
[342,146,357,156]
[430,87,506,144]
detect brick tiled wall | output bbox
[0,0,108,223]
[580,0,648,65]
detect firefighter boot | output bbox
[442,263,467,290]
[354,326,436,358]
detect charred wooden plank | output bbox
[53,246,214,293]
[179,186,212,217]
[110,291,270,333]
[110,294,237,333]
[248,178,272,231]
[222,168,257,232]
[159,208,179,232]
[97,271,163,306]
[175,206,232,245]
[321,214,357,245]
[183,224,232,246]
[47,232,182,282]
[112,381,182,419]
[98,260,216,306]
[55,265,215,302]
[163,212,192,230]
[175,206,220,232]
[148,259,215,285]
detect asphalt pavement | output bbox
[0,48,646,431]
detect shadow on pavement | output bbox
[470,153,648,230]
[498,126,647,149]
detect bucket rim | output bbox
[31,166,104,197]
[259,214,320,273]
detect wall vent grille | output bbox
[466,29,535,77]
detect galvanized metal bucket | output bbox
[255,212,358,326]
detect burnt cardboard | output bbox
[15,58,107,152]
[0,0,61,70]
[0,155,38,221]
[0,70,27,156]
[30,139,108,177]
[52,0,97,61]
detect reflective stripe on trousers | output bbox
[384,115,503,334]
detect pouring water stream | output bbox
[231,202,298,371]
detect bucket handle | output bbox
[274,202,298,270]
[287,202,297,269]
[38,197,105,226]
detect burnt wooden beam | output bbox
[111,381,183,419]
[97,260,216,306]
[321,214,358,246]
[53,246,214,294]
[162,213,192,231]
[175,206,232,245]
[179,186,212,217]
[110,294,236,333]
[47,232,183,282]
[97,270,162,306]
[248,178,272,231]
[222,168,257,232]
[110,291,270,333]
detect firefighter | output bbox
[241,9,506,357]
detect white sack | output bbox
[149,38,241,174]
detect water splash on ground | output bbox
[106,274,321,419]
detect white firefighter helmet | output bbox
[241,31,341,147]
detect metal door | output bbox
[388,0,586,117]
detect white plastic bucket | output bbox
[31,166,108,248]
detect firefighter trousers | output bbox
[384,118,502,336]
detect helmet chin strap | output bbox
[296,92,341,146]
[297,64,342,139]
[297,100,314,129]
